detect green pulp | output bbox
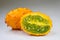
[22,15,50,33]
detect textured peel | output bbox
[5,8,32,30]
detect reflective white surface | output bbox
[0,0,60,40]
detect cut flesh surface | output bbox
[21,12,52,35]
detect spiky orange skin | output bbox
[5,8,32,30]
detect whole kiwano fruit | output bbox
[5,8,32,30]
[20,12,52,36]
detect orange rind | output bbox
[5,8,32,30]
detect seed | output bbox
[41,28,45,31]
[37,29,40,32]
[28,27,31,30]
[32,27,35,30]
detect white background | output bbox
[0,0,60,40]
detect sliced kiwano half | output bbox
[5,8,32,30]
[20,12,52,36]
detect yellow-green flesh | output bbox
[22,15,50,34]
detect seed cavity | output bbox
[22,15,50,33]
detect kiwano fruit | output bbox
[20,12,52,36]
[5,8,32,30]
